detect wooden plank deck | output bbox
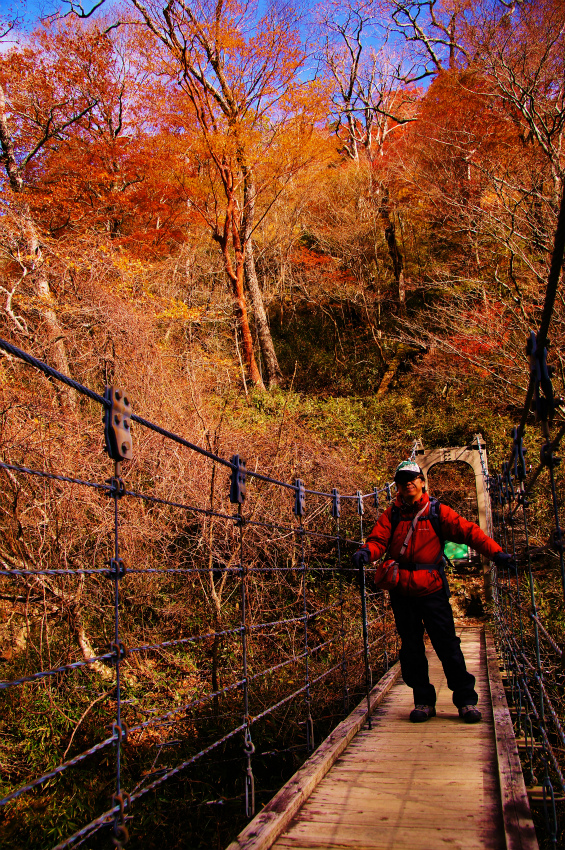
[228,628,538,850]
[272,629,500,850]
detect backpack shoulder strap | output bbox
[383,504,400,559]
[427,497,444,549]
[390,504,400,536]
[428,498,456,575]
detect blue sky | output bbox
[3,0,114,33]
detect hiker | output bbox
[352,460,512,724]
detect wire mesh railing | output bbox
[483,187,565,850]
[0,338,400,850]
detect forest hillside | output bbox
[0,0,564,847]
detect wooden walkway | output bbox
[227,628,538,850]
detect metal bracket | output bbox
[512,427,527,482]
[331,488,340,519]
[104,387,133,462]
[112,791,131,813]
[540,442,561,469]
[356,490,364,516]
[109,640,129,662]
[294,479,305,517]
[111,791,131,848]
[527,332,555,422]
[108,720,129,742]
[229,455,247,504]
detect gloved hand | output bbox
[352,547,371,569]
[493,551,515,568]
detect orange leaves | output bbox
[291,246,357,291]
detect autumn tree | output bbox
[28,21,193,255]
[316,0,421,310]
[123,0,314,390]
[0,30,102,406]
[468,0,565,203]
[389,0,565,299]
[386,0,473,79]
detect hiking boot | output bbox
[409,704,436,723]
[459,705,482,723]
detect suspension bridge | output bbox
[1,217,565,850]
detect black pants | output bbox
[390,588,478,708]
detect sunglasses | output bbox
[396,474,423,486]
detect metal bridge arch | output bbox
[414,436,489,536]
[414,436,492,594]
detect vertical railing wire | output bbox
[294,479,314,753]
[229,455,255,818]
[102,386,133,850]
[336,491,356,716]
[239,506,255,818]
[356,491,365,650]
[373,488,389,672]
[355,490,367,709]
[302,515,314,754]
[110,460,128,849]
[538,428,560,847]
[351,487,372,729]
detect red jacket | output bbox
[365,491,502,565]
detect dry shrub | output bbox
[0,233,390,848]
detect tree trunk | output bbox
[380,188,406,312]
[229,253,264,391]
[216,201,265,390]
[243,178,283,388]
[0,83,76,409]
[23,213,77,407]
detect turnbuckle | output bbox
[104,386,133,462]
[356,490,364,516]
[331,488,340,519]
[229,455,247,504]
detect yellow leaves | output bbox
[106,251,205,327]
[111,253,145,279]
[155,303,204,324]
